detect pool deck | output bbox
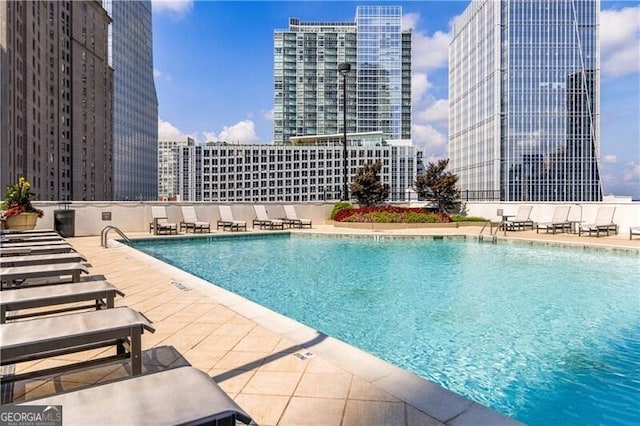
[6,226,638,425]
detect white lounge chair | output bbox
[216,205,247,231]
[253,205,284,230]
[503,205,534,231]
[0,252,86,268]
[630,226,640,240]
[179,205,210,233]
[1,262,90,288]
[0,306,155,382]
[282,205,312,229]
[0,280,124,323]
[535,206,571,234]
[149,206,178,235]
[579,207,618,237]
[0,244,75,256]
[15,366,253,425]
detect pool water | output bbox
[131,235,640,425]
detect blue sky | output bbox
[152,0,640,198]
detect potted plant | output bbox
[0,176,44,230]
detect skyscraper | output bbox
[1,0,113,200]
[449,0,602,202]
[274,5,411,145]
[104,0,158,200]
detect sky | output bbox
[151,0,640,198]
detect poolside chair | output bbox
[1,232,62,243]
[253,205,285,230]
[149,206,178,235]
[15,366,253,425]
[630,226,640,240]
[179,205,210,233]
[0,251,86,268]
[0,306,155,383]
[281,205,312,229]
[0,280,124,323]
[1,262,90,288]
[503,205,534,231]
[579,207,618,237]
[535,206,571,234]
[1,239,70,247]
[0,244,75,257]
[217,205,247,231]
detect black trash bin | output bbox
[54,207,75,237]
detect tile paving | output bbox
[4,225,637,425]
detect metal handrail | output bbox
[479,220,502,244]
[101,226,130,248]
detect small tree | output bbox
[349,161,389,206]
[413,159,460,212]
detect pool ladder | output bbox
[478,220,503,244]
[101,226,130,248]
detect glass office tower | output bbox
[104,0,158,200]
[274,5,411,144]
[449,0,602,201]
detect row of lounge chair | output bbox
[150,204,313,234]
[501,205,619,237]
[0,229,253,424]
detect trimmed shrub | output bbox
[330,201,353,220]
[450,214,487,222]
[334,206,451,223]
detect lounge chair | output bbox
[253,205,285,230]
[0,252,86,267]
[216,205,247,231]
[149,206,178,235]
[579,207,618,237]
[630,226,640,240]
[503,205,534,231]
[0,244,75,256]
[15,366,253,425]
[0,306,155,383]
[0,280,124,323]
[1,232,63,243]
[179,205,210,233]
[281,205,312,229]
[0,239,70,247]
[1,262,90,288]
[535,206,571,234]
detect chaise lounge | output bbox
[217,205,247,231]
[179,205,211,233]
[14,366,253,425]
[579,207,618,237]
[503,205,534,231]
[149,206,178,235]
[0,306,155,383]
[253,205,285,230]
[281,205,312,229]
[535,205,571,234]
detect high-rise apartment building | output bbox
[449,0,602,202]
[179,134,421,203]
[104,0,158,200]
[158,136,194,200]
[1,0,113,200]
[274,5,411,144]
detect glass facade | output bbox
[105,0,158,200]
[449,0,602,202]
[274,6,411,144]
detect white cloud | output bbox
[411,72,433,104]
[412,124,447,155]
[263,109,274,121]
[152,0,193,16]
[402,13,420,31]
[412,29,452,71]
[603,154,618,163]
[600,6,640,78]
[216,120,260,145]
[417,99,449,124]
[622,161,640,181]
[158,118,188,141]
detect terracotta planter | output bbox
[5,212,39,230]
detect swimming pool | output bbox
[130,234,639,425]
